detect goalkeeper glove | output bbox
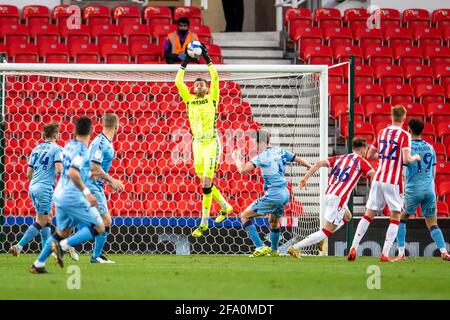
[180,50,194,68]
[200,43,212,65]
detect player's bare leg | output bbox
[193,177,213,238]
[241,208,270,257]
[348,209,376,261]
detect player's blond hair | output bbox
[103,113,119,129]
[392,105,407,123]
[43,122,60,139]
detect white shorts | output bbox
[324,195,348,226]
[366,181,403,213]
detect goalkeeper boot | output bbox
[8,244,21,257]
[215,205,233,223]
[192,223,208,238]
[29,264,48,274]
[287,247,301,259]
[51,240,66,268]
[347,247,357,261]
[249,246,270,258]
[440,252,450,261]
[68,246,79,262]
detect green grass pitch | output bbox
[1,254,449,299]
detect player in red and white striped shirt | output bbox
[288,138,374,258]
[348,106,420,262]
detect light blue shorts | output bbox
[55,197,103,231]
[91,188,108,216]
[250,187,290,217]
[29,186,53,215]
[404,189,437,217]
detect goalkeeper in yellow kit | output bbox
[175,43,233,238]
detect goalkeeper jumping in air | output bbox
[175,43,233,238]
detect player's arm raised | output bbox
[232,150,256,174]
[175,51,194,104]
[90,162,124,192]
[68,165,98,207]
[293,155,313,169]
[201,43,219,103]
[299,159,329,189]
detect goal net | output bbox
[0,64,328,256]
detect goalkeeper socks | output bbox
[382,220,399,256]
[293,228,331,250]
[93,226,110,258]
[18,222,41,248]
[211,184,228,208]
[37,233,63,264]
[40,224,51,250]
[243,220,263,248]
[430,225,447,253]
[396,220,407,256]
[201,187,213,226]
[351,215,372,248]
[270,229,280,251]
[65,226,98,248]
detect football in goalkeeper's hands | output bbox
[187,40,203,59]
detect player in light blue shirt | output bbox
[396,119,450,261]
[86,113,124,264]
[31,117,105,274]
[232,130,312,257]
[9,123,62,256]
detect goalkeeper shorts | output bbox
[192,139,221,179]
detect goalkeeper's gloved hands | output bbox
[180,49,195,68]
[200,42,212,65]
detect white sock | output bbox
[16,244,23,252]
[440,248,447,254]
[60,239,69,251]
[33,260,45,268]
[293,228,330,250]
[398,247,405,256]
[351,216,372,249]
[382,221,399,256]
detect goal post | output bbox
[0,63,328,256]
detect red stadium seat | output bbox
[403,9,430,30]
[414,28,443,47]
[53,5,81,27]
[329,83,348,117]
[113,5,141,26]
[438,181,450,201]
[22,5,50,26]
[293,27,323,56]
[190,25,212,45]
[404,65,434,87]
[324,27,353,48]
[70,42,100,63]
[374,64,404,87]
[101,42,130,64]
[431,142,447,162]
[353,26,383,48]
[342,122,375,144]
[334,103,364,127]
[284,8,312,41]
[144,6,172,26]
[434,65,450,86]
[383,27,413,47]
[415,84,445,106]
[385,83,414,105]
[151,24,177,45]
[403,103,426,122]
[0,5,19,25]
[343,8,370,29]
[353,64,374,84]
[60,24,90,46]
[364,46,393,69]
[0,23,29,45]
[437,201,449,217]
[333,46,363,64]
[444,25,450,45]
[364,102,392,123]
[122,24,151,47]
[438,123,450,146]
[436,163,450,188]
[355,83,384,106]
[174,6,202,26]
[9,43,38,63]
[205,44,223,64]
[30,24,60,45]
[302,45,333,65]
[393,45,423,69]
[131,43,162,63]
[39,42,69,63]
[83,5,111,26]
[427,103,450,127]
[328,67,344,84]
[314,8,341,28]
[420,122,437,144]
[91,24,122,47]
[432,9,450,29]
[379,8,401,29]
[423,46,450,69]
